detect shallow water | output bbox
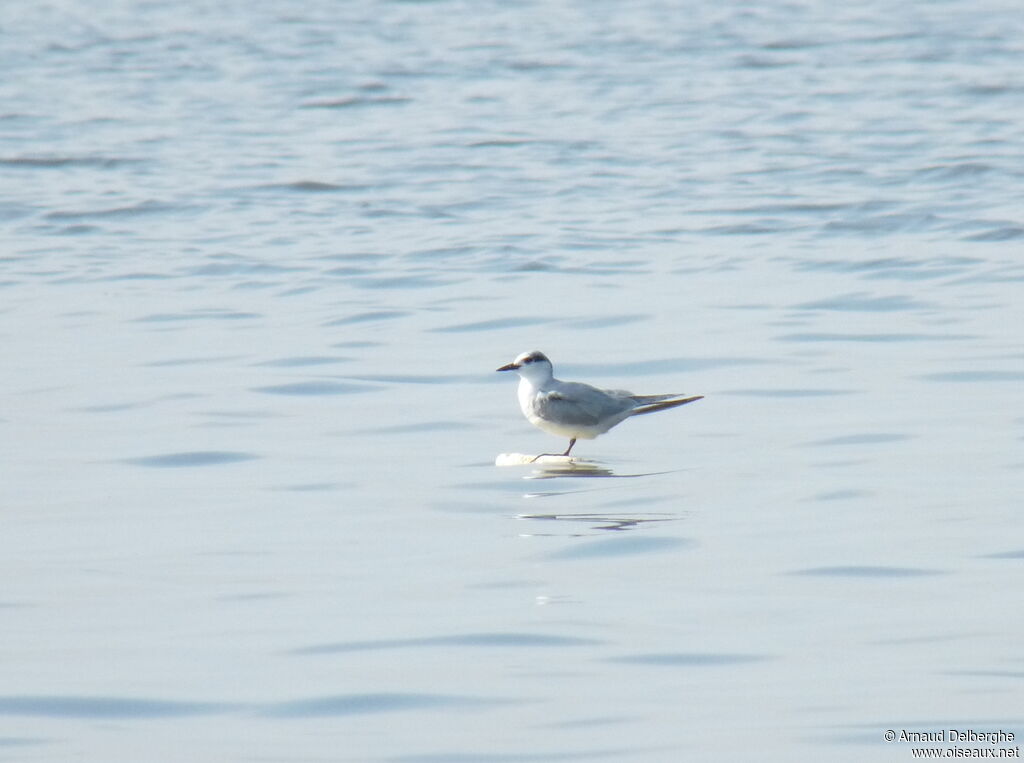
[2,0,1023,761]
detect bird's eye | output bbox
[523,357,533,364]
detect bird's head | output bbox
[496,350,553,382]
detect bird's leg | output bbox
[530,438,577,463]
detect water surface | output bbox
[2,0,1023,761]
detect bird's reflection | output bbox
[495,453,670,480]
[527,459,615,478]
[517,512,678,533]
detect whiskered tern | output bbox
[497,350,702,459]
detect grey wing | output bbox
[535,382,633,427]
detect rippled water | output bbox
[2,1,1023,761]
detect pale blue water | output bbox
[2,1,1023,761]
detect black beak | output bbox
[496,362,518,372]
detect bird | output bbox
[496,350,703,460]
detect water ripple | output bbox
[965,226,1024,241]
[324,310,411,326]
[562,314,648,330]
[44,200,194,220]
[796,293,932,312]
[258,693,503,718]
[291,632,602,655]
[0,736,49,748]
[388,747,649,762]
[0,155,144,169]
[259,181,377,193]
[301,95,412,109]
[142,355,247,368]
[124,451,259,468]
[352,420,477,435]
[569,356,774,376]
[544,536,694,560]
[253,356,351,367]
[920,370,1024,383]
[791,566,944,578]
[134,310,261,323]
[608,652,773,666]
[431,317,550,333]
[0,695,236,719]
[806,433,911,447]
[982,550,1024,560]
[778,332,974,343]
[253,380,377,396]
[724,388,855,398]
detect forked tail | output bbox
[629,395,703,416]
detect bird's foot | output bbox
[529,452,567,463]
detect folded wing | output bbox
[534,383,634,428]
